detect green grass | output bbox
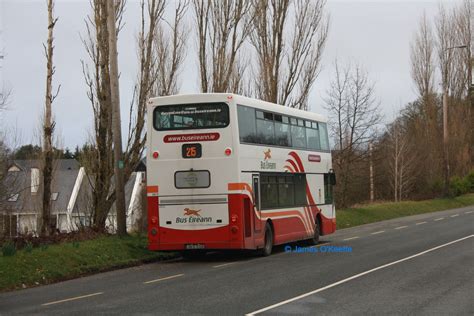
[0,234,177,291]
[337,193,474,230]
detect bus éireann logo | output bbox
[264,149,272,160]
[184,208,201,217]
[261,148,276,170]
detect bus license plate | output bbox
[185,244,205,250]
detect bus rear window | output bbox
[154,103,229,131]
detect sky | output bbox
[0,0,461,150]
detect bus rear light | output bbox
[225,148,232,156]
[231,225,238,233]
[150,228,158,236]
[152,151,159,159]
[151,216,158,224]
[231,214,238,223]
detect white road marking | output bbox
[42,292,103,306]
[416,221,427,225]
[143,274,184,284]
[371,231,385,235]
[213,262,237,268]
[246,235,474,315]
[466,211,473,214]
[342,236,359,241]
[395,226,408,230]
[434,217,444,221]
[450,214,459,218]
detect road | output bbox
[1,206,473,315]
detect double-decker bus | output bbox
[146,93,336,256]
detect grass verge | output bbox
[0,234,177,292]
[337,193,474,229]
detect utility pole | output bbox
[442,45,468,196]
[107,0,127,236]
[369,142,374,203]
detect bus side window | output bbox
[324,174,334,204]
[237,105,257,143]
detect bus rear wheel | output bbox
[259,223,273,256]
[309,218,320,245]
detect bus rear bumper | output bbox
[149,241,245,251]
[149,225,246,251]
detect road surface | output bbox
[1,206,473,315]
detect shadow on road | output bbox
[170,240,333,264]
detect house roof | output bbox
[11,159,79,171]
[2,159,143,219]
[2,160,80,214]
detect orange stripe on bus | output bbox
[228,183,253,195]
[147,186,159,193]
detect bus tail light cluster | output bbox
[152,151,159,159]
[225,148,232,156]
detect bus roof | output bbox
[148,93,327,123]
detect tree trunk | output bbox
[106,0,126,236]
[41,0,57,237]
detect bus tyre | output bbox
[259,223,273,256]
[309,218,320,245]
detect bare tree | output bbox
[410,12,435,99]
[409,12,440,183]
[106,0,126,236]
[154,0,188,96]
[324,60,382,207]
[386,120,418,202]
[193,0,251,93]
[125,0,166,181]
[435,2,471,194]
[41,0,60,236]
[81,0,126,230]
[0,88,10,112]
[450,0,471,100]
[250,0,329,109]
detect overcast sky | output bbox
[0,0,460,149]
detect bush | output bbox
[2,241,17,257]
[449,176,470,197]
[466,170,474,192]
[24,242,33,253]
